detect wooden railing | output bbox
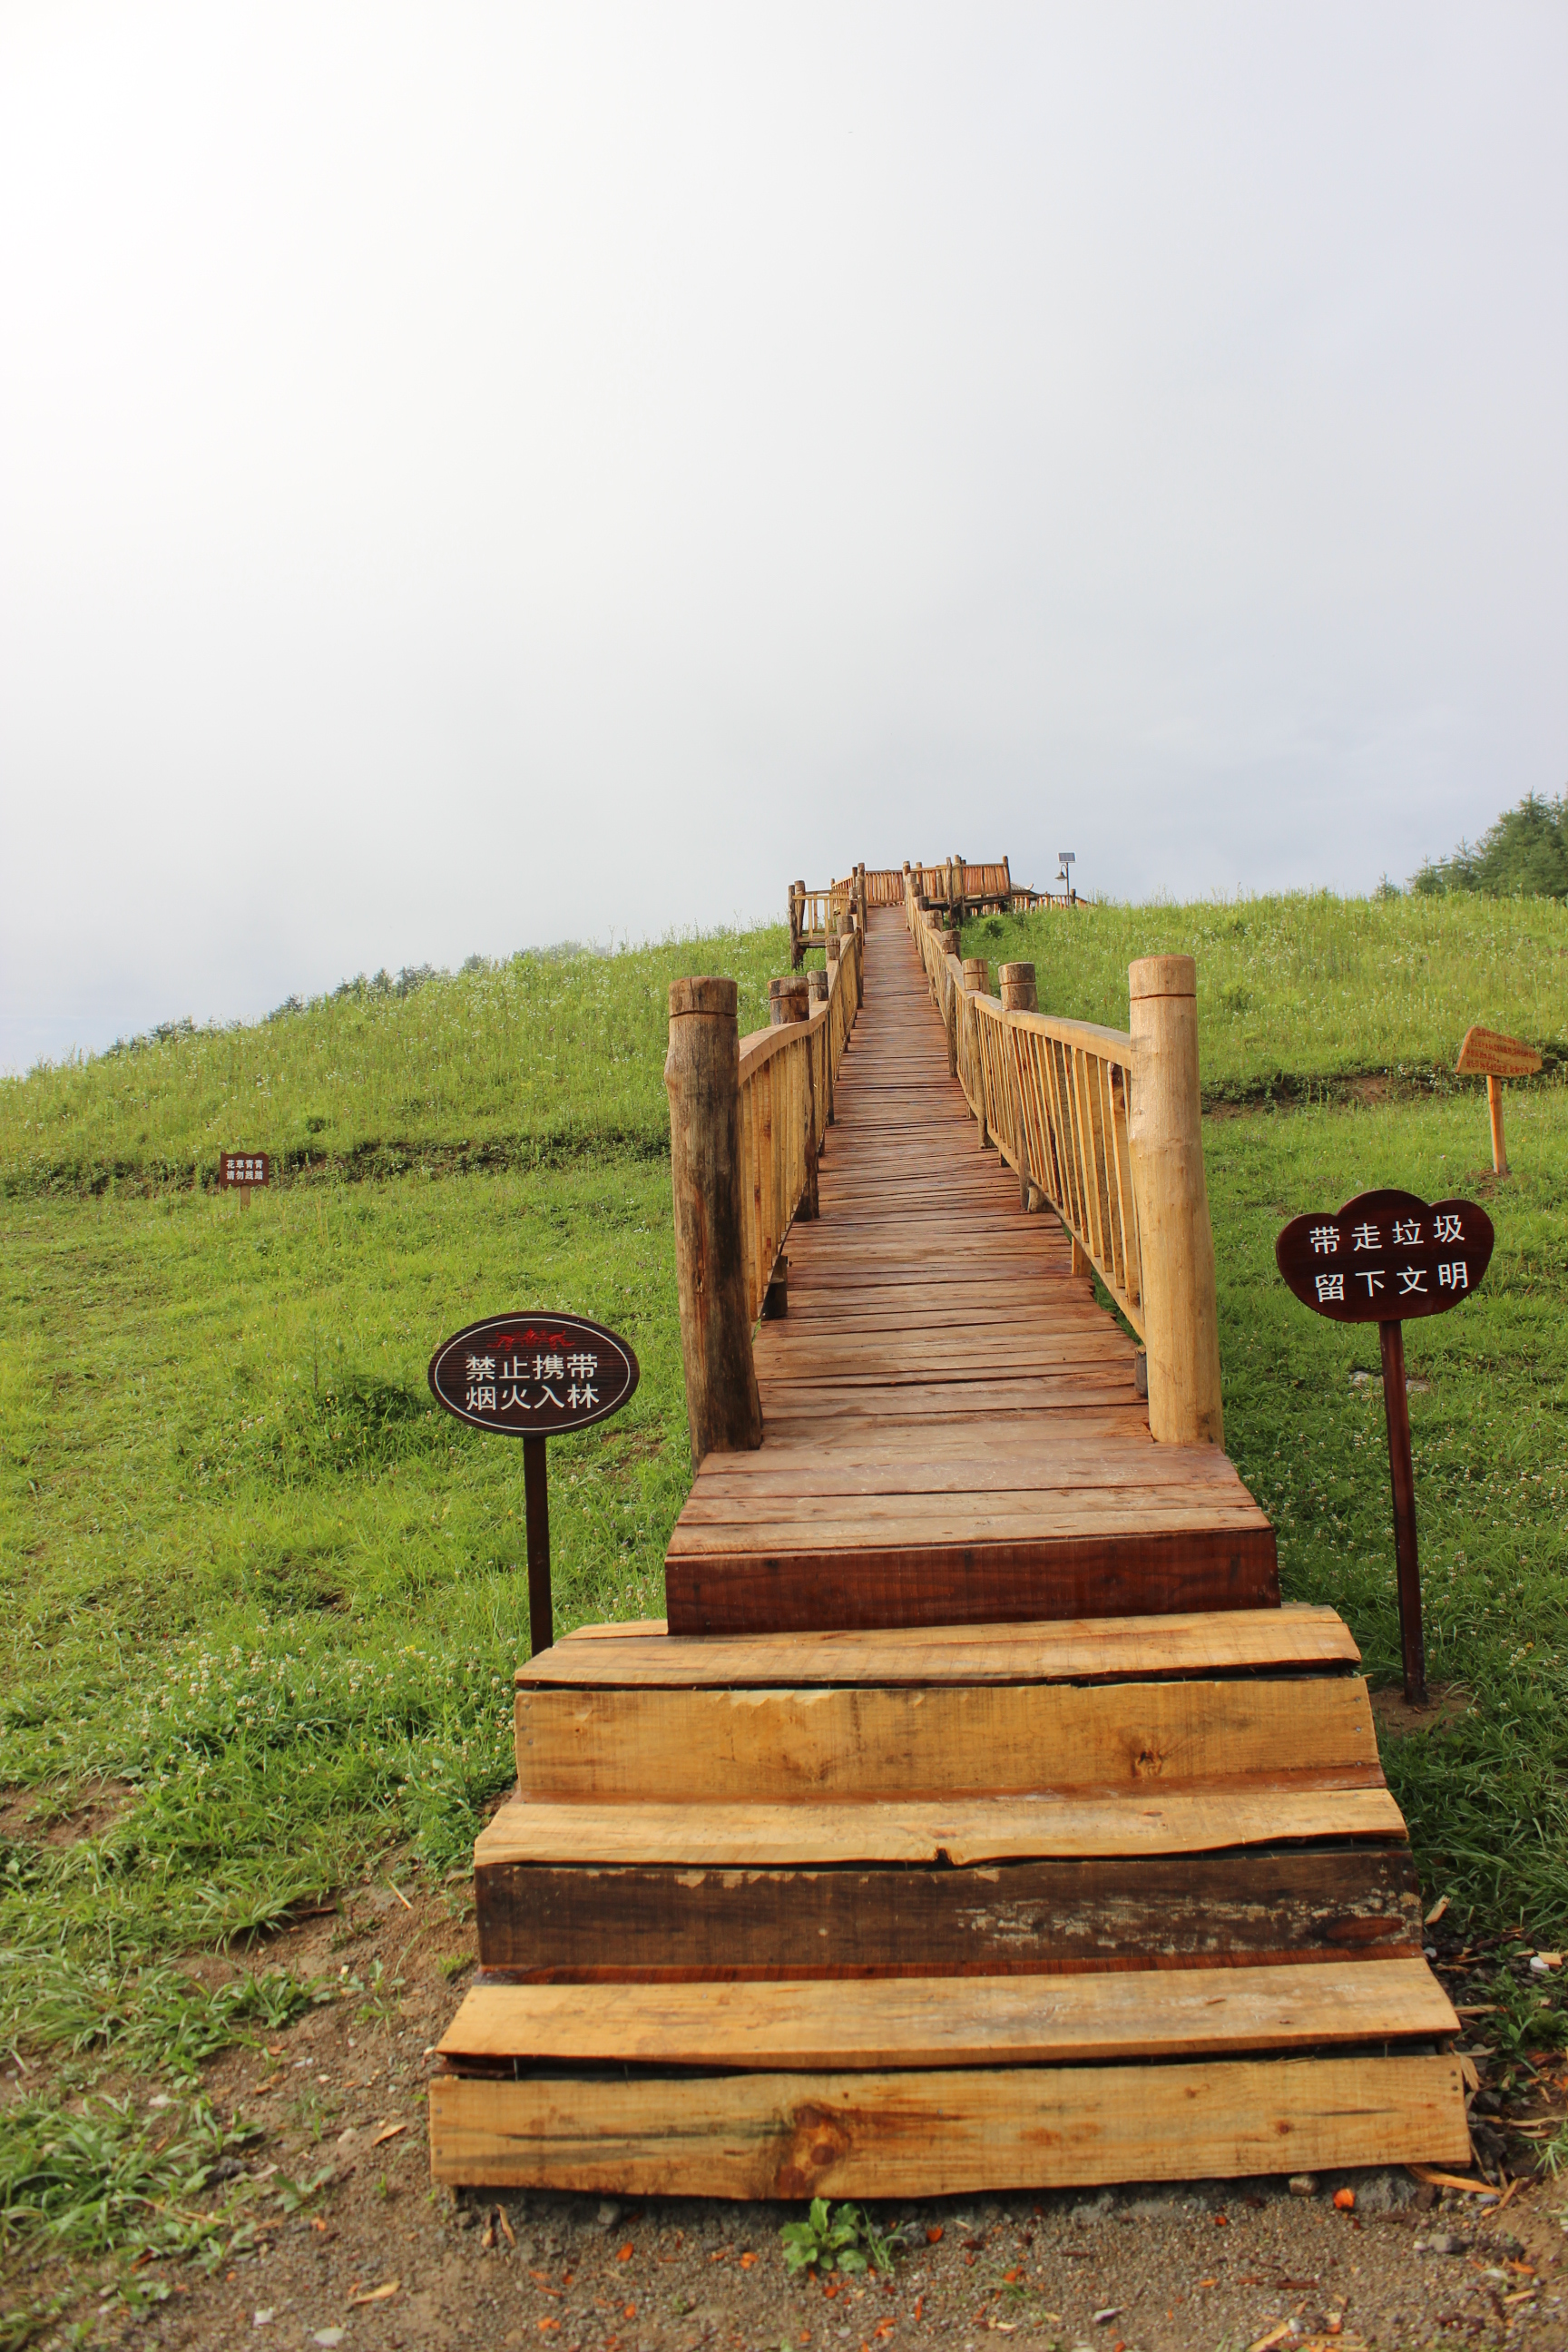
[665,913,864,1465]
[737,926,861,1324]
[905,874,1222,1448]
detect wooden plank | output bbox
[475,1782,1406,1867]
[473,1843,1422,1977]
[664,1529,1279,1635]
[428,2053,1470,2195]
[526,1605,1358,1689]
[514,1675,1377,1802]
[439,1958,1455,2070]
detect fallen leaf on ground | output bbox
[371,2122,407,2147]
[496,2207,517,2249]
[348,2282,399,2307]
[1247,2328,1293,2352]
[1407,2165,1498,2196]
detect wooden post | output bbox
[1486,1074,1508,1175]
[664,978,764,1469]
[1379,1318,1427,1706]
[1128,955,1224,1448]
[769,976,817,1217]
[788,881,805,971]
[962,957,990,1148]
[523,1434,553,1655]
[808,968,832,1125]
[1000,962,1038,1209]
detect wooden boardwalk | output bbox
[429,888,1467,2201]
[665,906,1277,1634]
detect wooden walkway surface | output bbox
[665,906,1277,1634]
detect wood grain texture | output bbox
[438,1958,1455,2069]
[475,1782,1406,1868]
[524,1604,1358,1690]
[665,1534,1279,1635]
[427,2053,1471,2195]
[662,906,1274,1636]
[514,1674,1378,1801]
[473,1844,1424,1978]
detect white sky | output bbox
[2,3,1565,1073]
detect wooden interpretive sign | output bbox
[1455,1024,1542,1176]
[219,1151,270,1209]
[428,1315,639,1657]
[1277,1189,1493,1705]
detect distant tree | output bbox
[1409,791,1568,899]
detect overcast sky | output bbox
[2,3,1564,1073]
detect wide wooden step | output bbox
[512,1607,1377,1804]
[439,1959,1455,2070]
[430,2054,1469,2199]
[432,1607,1465,2195]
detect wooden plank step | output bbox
[514,1673,1377,1802]
[665,1528,1279,1636]
[522,1605,1359,1689]
[474,1842,1423,1978]
[439,1958,1455,2070]
[475,1781,1406,1868]
[428,2053,1470,2196]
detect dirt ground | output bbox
[13,1889,1568,2352]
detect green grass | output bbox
[963,890,1568,1096]
[0,926,797,1199]
[1204,1087,1568,1931]
[3,899,1567,2297]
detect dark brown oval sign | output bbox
[427,1313,639,1436]
[1276,1189,1494,1324]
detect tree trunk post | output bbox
[1000,962,1038,1209]
[1128,955,1223,1447]
[664,977,764,1469]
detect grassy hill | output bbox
[5,891,1563,1198]
[3,888,1566,2303]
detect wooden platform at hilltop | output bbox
[429,887,1467,2201]
[665,906,1276,1635]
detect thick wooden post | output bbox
[665,978,764,1469]
[788,881,805,971]
[1000,962,1038,1210]
[769,975,808,1025]
[808,968,832,1123]
[962,956,990,1148]
[1128,955,1223,1448]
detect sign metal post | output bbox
[1276,1188,1494,1706]
[426,1313,640,1656]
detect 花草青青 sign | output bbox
[1275,1189,1493,1323]
[219,1152,270,1188]
[1275,1187,1492,1710]
[427,1313,638,1436]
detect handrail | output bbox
[736,923,861,1326]
[903,872,1223,1446]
